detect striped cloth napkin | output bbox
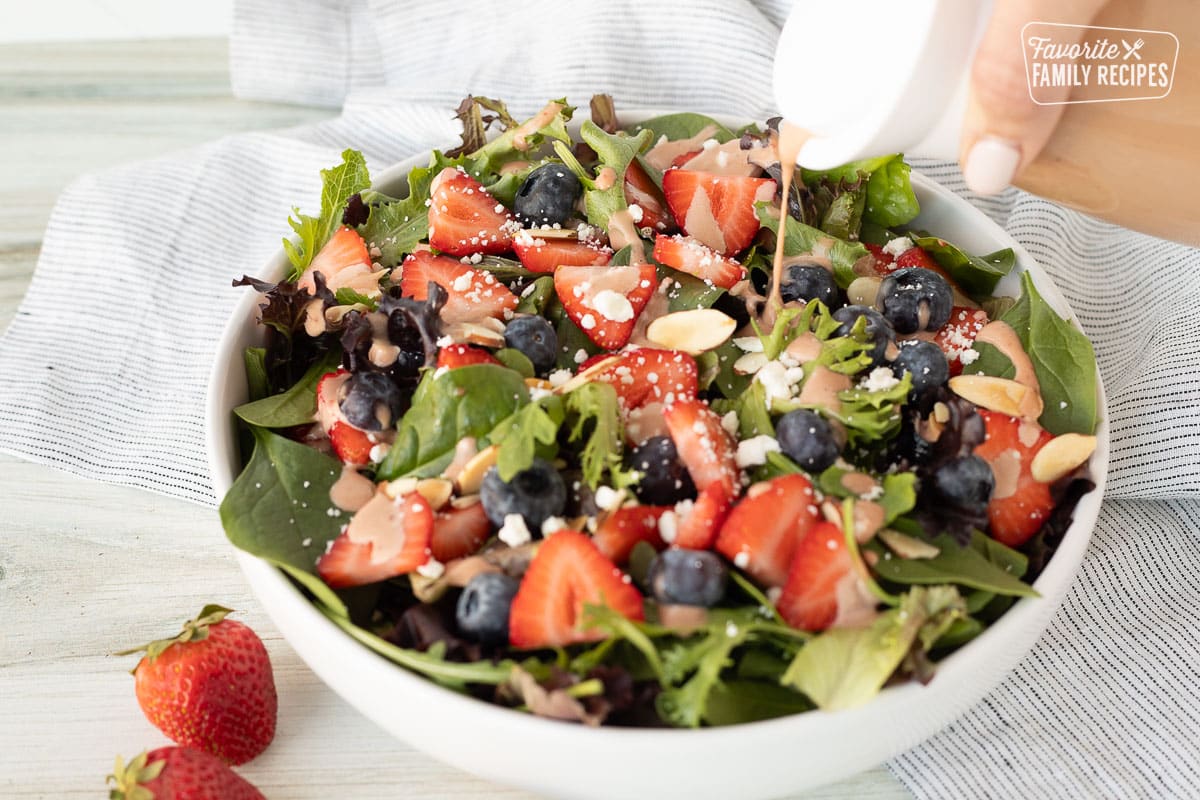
[3,1,1198,796]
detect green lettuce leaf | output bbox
[515,275,555,315]
[756,202,870,288]
[490,396,564,480]
[564,381,637,489]
[553,121,654,231]
[376,364,529,480]
[469,99,575,174]
[284,149,371,278]
[802,154,918,229]
[781,585,964,710]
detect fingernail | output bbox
[963,137,1021,195]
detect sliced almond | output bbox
[477,316,508,334]
[847,276,882,307]
[878,528,940,560]
[932,401,950,424]
[733,352,768,375]
[450,494,482,509]
[383,477,418,499]
[523,226,579,240]
[554,355,620,395]
[324,303,370,325]
[949,375,1031,417]
[525,377,554,391]
[415,478,453,510]
[455,444,499,495]
[645,308,736,355]
[732,336,764,353]
[1030,433,1097,483]
[443,321,506,348]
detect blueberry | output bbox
[338,371,404,431]
[626,436,696,505]
[832,305,895,366]
[513,163,582,227]
[775,409,841,473]
[456,572,519,644]
[891,340,949,402]
[647,548,727,607]
[876,267,952,334]
[780,264,839,308]
[928,455,994,515]
[480,457,567,530]
[504,315,558,374]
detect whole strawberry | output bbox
[120,605,276,764]
[108,747,265,800]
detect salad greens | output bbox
[221,95,1099,731]
[967,272,1098,435]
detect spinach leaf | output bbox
[911,235,1016,298]
[243,347,270,401]
[802,154,918,228]
[871,528,1037,597]
[376,364,529,480]
[782,586,963,710]
[712,380,773,439]
[624,112,736,144]
[548,298,602,371]
[233,352,338,429]
[656,265,725,312]
[968,341,1017,379]
[284,149,372,277]
[220,426,344,579]
[711,338,753,399]
[755,202,870,288]
[865,157,920,227]
[494,348,535,378]
[979,272,1098,435]
[703,680,812,725]
[515,276,555,315]
[933,616,984,650]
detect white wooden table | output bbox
[0,38,910,799]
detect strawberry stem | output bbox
[114,604,234,663]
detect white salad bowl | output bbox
[206,110,1108,800]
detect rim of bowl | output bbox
[205,108,1109,743]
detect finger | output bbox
[960,0,1109,194]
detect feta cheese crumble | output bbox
[882,236,914,258]
[735,435,781,468]
[497,513,532,547]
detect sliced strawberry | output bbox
[776,520,854,631]
[427,168,515,256]
[585,348,699,410]
[661,169,775,256]
[430,501,492,562]
[508,529,645,648]
[315,370,375,465]
[400,250,517,324]
[512,235,612,274]
[436,344,500,370]
[715,474,821,587]
[317,491,433,588]
[973,410,1055,547]
[933,306,990,376]
[328,421,373,466]
[895,245,940,272]
[298,226,375,294]
[593,505,669,564]
[553,264,658,350]
[652,234,747,289]
[663,399,739,497]
[624,159,674,233]
[672,483,733,550]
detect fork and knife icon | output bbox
[1121,38,1145,60]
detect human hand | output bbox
[960,0,1109,194]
